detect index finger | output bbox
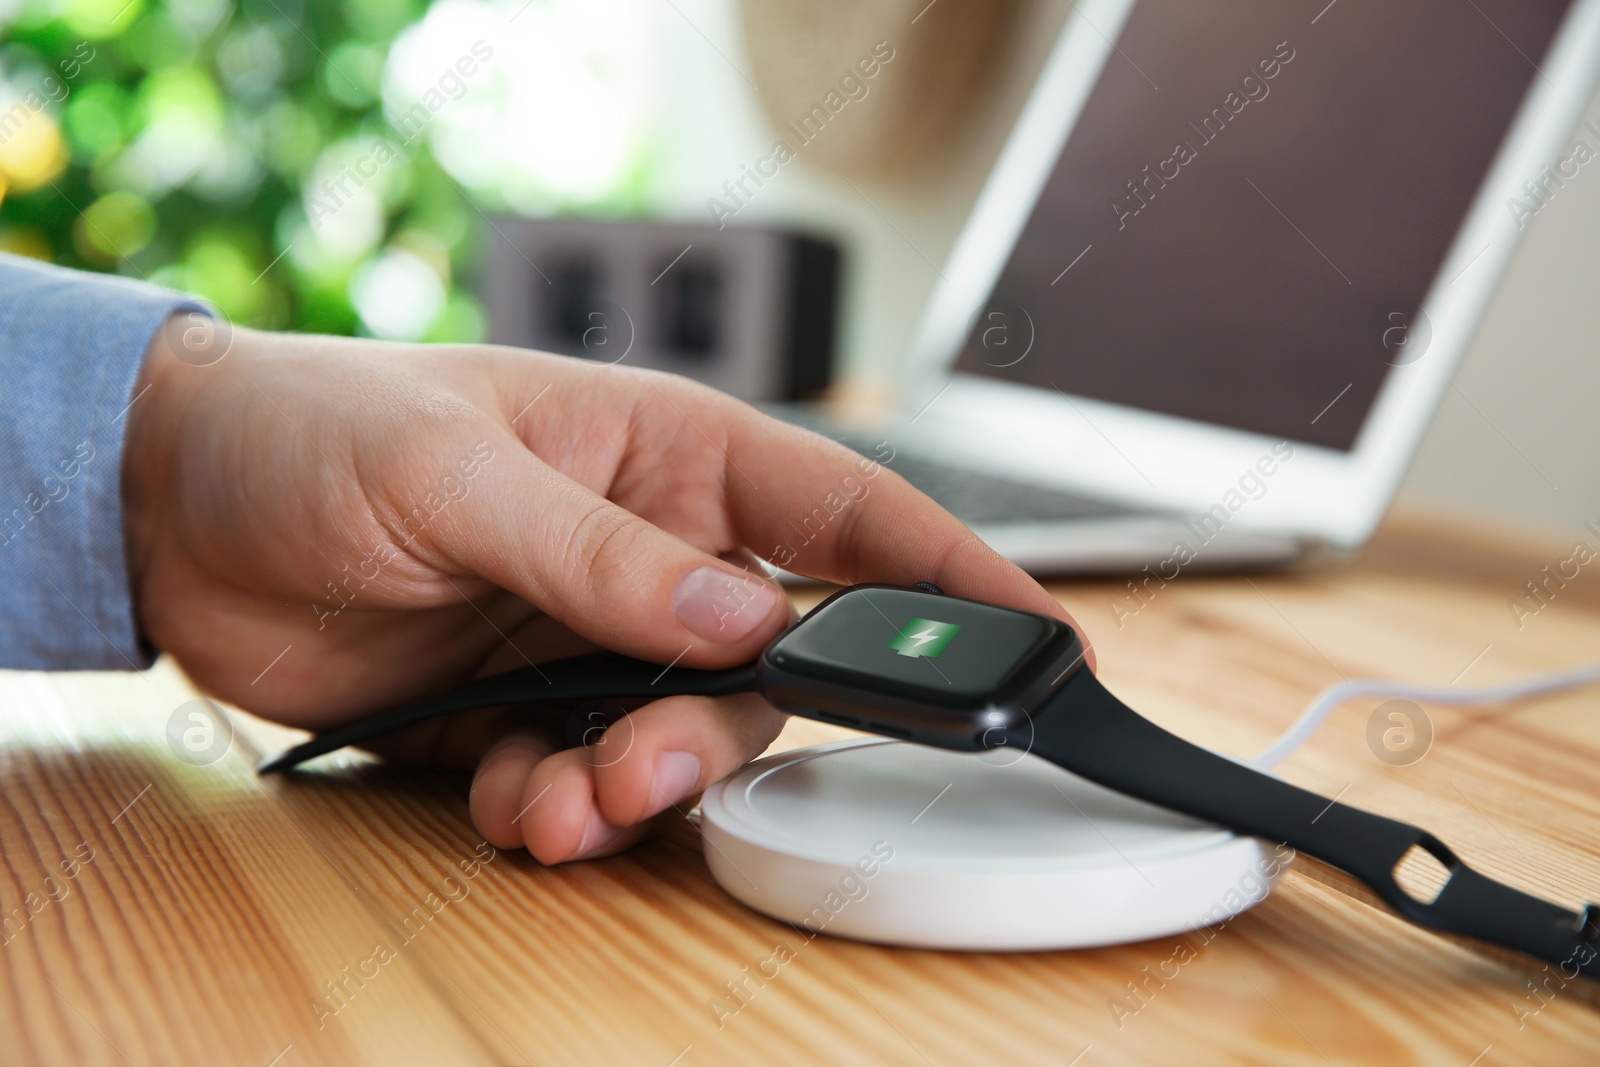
[721,409,1093,654]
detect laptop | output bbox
[777,0,1600,573]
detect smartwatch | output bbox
[260,584,1599,977]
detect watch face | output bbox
[765,587,1070,707]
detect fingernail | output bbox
[644,751,702,818]
[571,807,623,861]
[673,566,780,642]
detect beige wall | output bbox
[645,0,1600,537]
[644,0,1074,387]
[1400,77,1600,537]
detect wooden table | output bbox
[3,510,1598,1066]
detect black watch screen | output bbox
[762,586,1078,708]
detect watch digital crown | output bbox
[888,618,961,659]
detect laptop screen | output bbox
[951,0,1574,450]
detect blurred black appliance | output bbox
[483,217,840,403]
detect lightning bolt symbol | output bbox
[907,627,938,647]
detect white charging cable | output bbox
[1247,658,1600,771]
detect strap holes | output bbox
[1393,843,1454,905]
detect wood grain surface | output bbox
[2,509,1598,1066]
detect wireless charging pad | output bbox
[700,739,1288,951]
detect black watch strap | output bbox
[256,652,759,775]
[1024,667,1600,977]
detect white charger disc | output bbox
[700,739,1288,951]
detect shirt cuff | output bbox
[0,254,211,671]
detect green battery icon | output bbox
[888,619,961,659]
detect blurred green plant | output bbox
[0,0,653,340]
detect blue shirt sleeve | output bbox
[0,253,209,671]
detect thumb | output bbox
[420,434,787,666]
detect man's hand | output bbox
[124,321,1084,863]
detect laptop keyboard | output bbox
[765,405,1141,525]
[809,430,1135,524]
[872,449,1138,524]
